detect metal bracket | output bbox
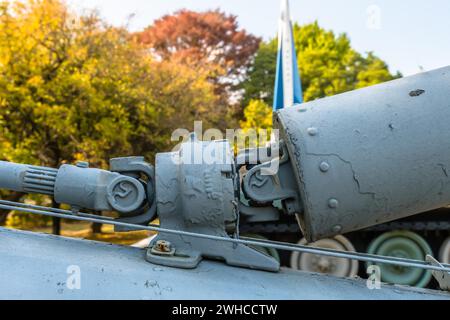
[146,137,280,272]
[241,144,301,215]
[426,255,450,291]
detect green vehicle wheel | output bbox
[367,231,433,288]
[241,233,280,263]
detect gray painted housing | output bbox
[275,66,450,241]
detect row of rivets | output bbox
[309,127,342,234]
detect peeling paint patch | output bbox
[409,89,425,97]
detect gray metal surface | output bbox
[427,255,450,291]
[0,160,147,214]
[0,157,157,229]
[275,66,450,241]
[3,199,450,273]
[1,67,450,275]
[0,227,449,300]
[0,162,58,195]
[151,138,279,271]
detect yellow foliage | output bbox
[0,0,219,167]
[238,99,273,149]
[0,0,221,229]
[240,99,273,131]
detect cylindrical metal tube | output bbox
[0,161,145,214]
[0,161,57,195]
[275,66,450,241]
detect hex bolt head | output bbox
[328,199,339,209]
[307,127,318,136]
[156,240,172,253]
[319,162,330,172]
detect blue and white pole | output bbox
[273,0,303,111]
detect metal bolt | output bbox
[189,132,198,142]
[307,127,318,136]
[328,199,339,209]
[155,240,172,253]
[319,162,330,172]
[76,161,89,168]
[317,257,332,273]
[332,225,343,233]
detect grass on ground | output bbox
[9,221,154,246]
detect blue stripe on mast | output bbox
[273,42,285,111]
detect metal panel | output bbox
[0,227,448,300]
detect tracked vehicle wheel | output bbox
[290,236,359,278]
[367,231,432,288]
[439,237,450,264]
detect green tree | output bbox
[240,99,272,132]
[236,99,273,150]
[0,0,218,225]
[241,22,400,108]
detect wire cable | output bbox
[1,200,450,273]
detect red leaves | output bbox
[136,9,260,85]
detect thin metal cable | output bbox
[241,235,450,268]
[1,200,450,273]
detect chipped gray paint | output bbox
[275,66,450,242]
[151,139,279,271]
[0,227,448,300]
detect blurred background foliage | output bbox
[0,0,399,240]
[240,22,401,132]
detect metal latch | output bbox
[426,255,450,291]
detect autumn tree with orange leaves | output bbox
[136,9,260,108]
[0,0,219,227]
